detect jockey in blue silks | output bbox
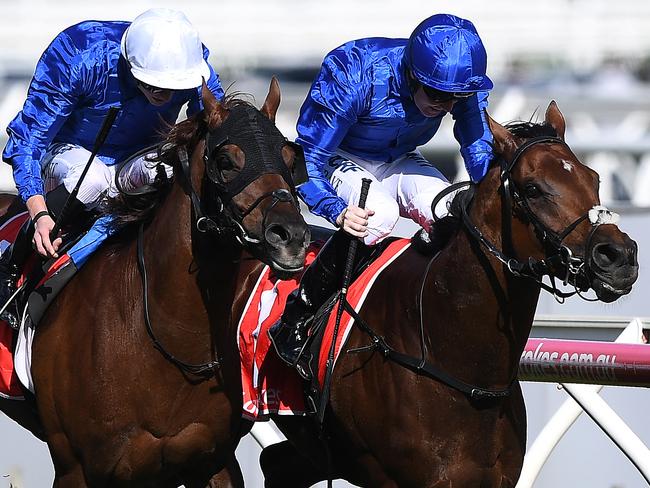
[269,14,495,378]
[0,8,224,327]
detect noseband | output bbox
[459,135,619,301]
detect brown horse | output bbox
[260,102,639,487]
[1,79,309,486]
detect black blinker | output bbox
[286,141,309,187]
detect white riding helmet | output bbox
[121,8,211,90]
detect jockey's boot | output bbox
[269,230,370,379]
[46,184,89,236]
[0,220,34,329]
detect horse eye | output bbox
[216,154,239,183]
[217,153,234,170]
[524,183,542,199]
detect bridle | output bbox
[178,144,297,247]
[456,135,619,302]
[185,104,304,247]
[135,104,305,379]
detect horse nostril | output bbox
[591,242,625,269]
[265,224,291,246]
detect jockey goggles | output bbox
[137,81,171,94]
[420,83,474,102]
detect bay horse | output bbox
[260,101,639,487]
[1,78,310,486]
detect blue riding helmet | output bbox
[405,14,493,93]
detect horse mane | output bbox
[504,119,558,139]
[103,92,254,238]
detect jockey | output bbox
[269,13,495,378]
[0,8,224,327]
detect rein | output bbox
[343,208,512,401]
[345,273,512,401]
[136,222,220,379]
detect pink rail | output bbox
[519,338,650,387]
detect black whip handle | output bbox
[318,178,372,425]
[341,178,371,286]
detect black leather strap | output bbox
[343,301,512,401]
[32,211,51,224]
[136,223,220,379]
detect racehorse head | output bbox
[190,78,310,276]
[484,101,638,303]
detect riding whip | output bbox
[318,177,372,425]
[50,106,120,239]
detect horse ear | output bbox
[261,76,281,123]
[486,110,519,161]
[545,100,566,140]
[202,80,228,129]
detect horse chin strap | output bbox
[462,135,621,303]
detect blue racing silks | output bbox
[3,20,224,203]
[296,36,494,224]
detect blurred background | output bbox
[1,0,649,486]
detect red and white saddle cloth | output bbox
[0,212,75,399]
[237,238,411,421]
[0,213,29,399]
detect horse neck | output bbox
[425,171,541,387]
[141,176,244,331]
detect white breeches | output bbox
[40,143,172,206]
[323,150,454,245]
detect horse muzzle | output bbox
[263,218,310,278]
[587,229,639,303]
